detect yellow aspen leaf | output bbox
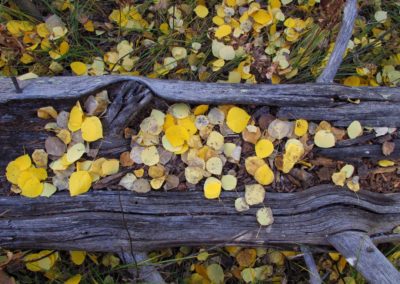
[36,23,49,38]
[347,177,360,192]
[226,107,251,133]
[27,167,47,181]
[59,41,69,55]
[206,263,224,284]
[32,149,48,168]
[252,9,272,25]
[212,16,225,26]
[68,102,84,132]
[206,131,224,150]
[294,119,308,137]
[69,171,92,196]
[245,156,265,176]
[343,76,361,87]
[341,164,355,178]
[194,5,209,18]
[165,125,189,147]
[101,159,120,176]
[236,248,257,267]
[204,177,222,199]
[66,143,86,163]
[185,166,204,184]
[314,130,336,148]
[141,146,160,166]
[20,177,44,198]
[215,24,232,39]
[245,184,265,205]
[20,53,34,64]
[226,0,237,6]
[221,175,237,191]
[160,22,169,34]
[347,120,363,139]
[271,0,281,9]
[84,20,94,32]
[64,274,82,284]
[235,197,250,212]
[6,162,22,184]
[41,182,57,197]
[81,116,103,142]
[171,47,187,60]
[206,157,223,175]
[282,139,304,173]
[70,62,87,76]
[332,171,346,186]
[193,105,209,115]
[24,253,42,271]
[256,207,274,226]
[255,139,274,158]
[171,103,190,119]
[150,177,165,190]
[57,129,72,144]
[378,160,395,167]
[14,154,32,171]
[134,168,144,178]
[70,251,86,265]
[163,113,175,131]
[241,267,256,283]
[37,106,58,119]
[177,117,197,136]
[254,164,274,185]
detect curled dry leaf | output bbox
[45,136,67,157]
[347,120,363,139]
[314,130,336,148]
[268,119,292,140]
[235,197,250,212]
[132,178,151,193]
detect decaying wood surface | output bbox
[0,185,399,251]
[1,73,400,282]
[328,231,400,284]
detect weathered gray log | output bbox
[300,245,322,284]
[0,185,399,251]
[328,231,400,284]
[317,0,358,83]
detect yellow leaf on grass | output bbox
[252,9,272,25]
[84,20,94,32]
[68,102,84,132]
[69,171,92,196]
[194,5,209,18]
[70,62,87,76]
[70,251,86,265]
[255,139,274,158]
[206,263,224,284]
[343,76,361,87]
[204,177,222,199]
[215,24,232,39]
[64,274,82,284]
[20,53,34,64]
[226,107,250,133]
[81,116,103,142]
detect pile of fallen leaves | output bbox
[1,0,399,85]
[6,91,400,229]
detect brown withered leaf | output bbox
[45,136,66,156]
[382,141,395,156]
[120,151,134,167]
